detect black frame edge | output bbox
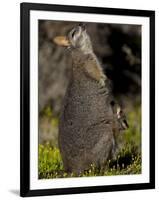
[21,2,155,17]
[149,11,155,189]
[20,3,30,197]
[22,183,155,197]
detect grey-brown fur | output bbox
[58,24,128,173]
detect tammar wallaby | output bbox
[54,24,128,174]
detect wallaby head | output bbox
[54,23,93,54]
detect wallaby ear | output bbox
[53,36,70,47]
[79,23,86,31]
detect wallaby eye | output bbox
[71,30,76,38]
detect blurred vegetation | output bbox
[39,145,141,179]
[38,21,142,178]
[38,106,141,179]
[38,21,141,115]
[39,106,59,146]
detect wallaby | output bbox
[54,24,128,174]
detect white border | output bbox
[30,10,150,190]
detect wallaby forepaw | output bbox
[99,76,106,87]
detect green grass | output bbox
[38,105,141,179]
[38,143,141,179]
